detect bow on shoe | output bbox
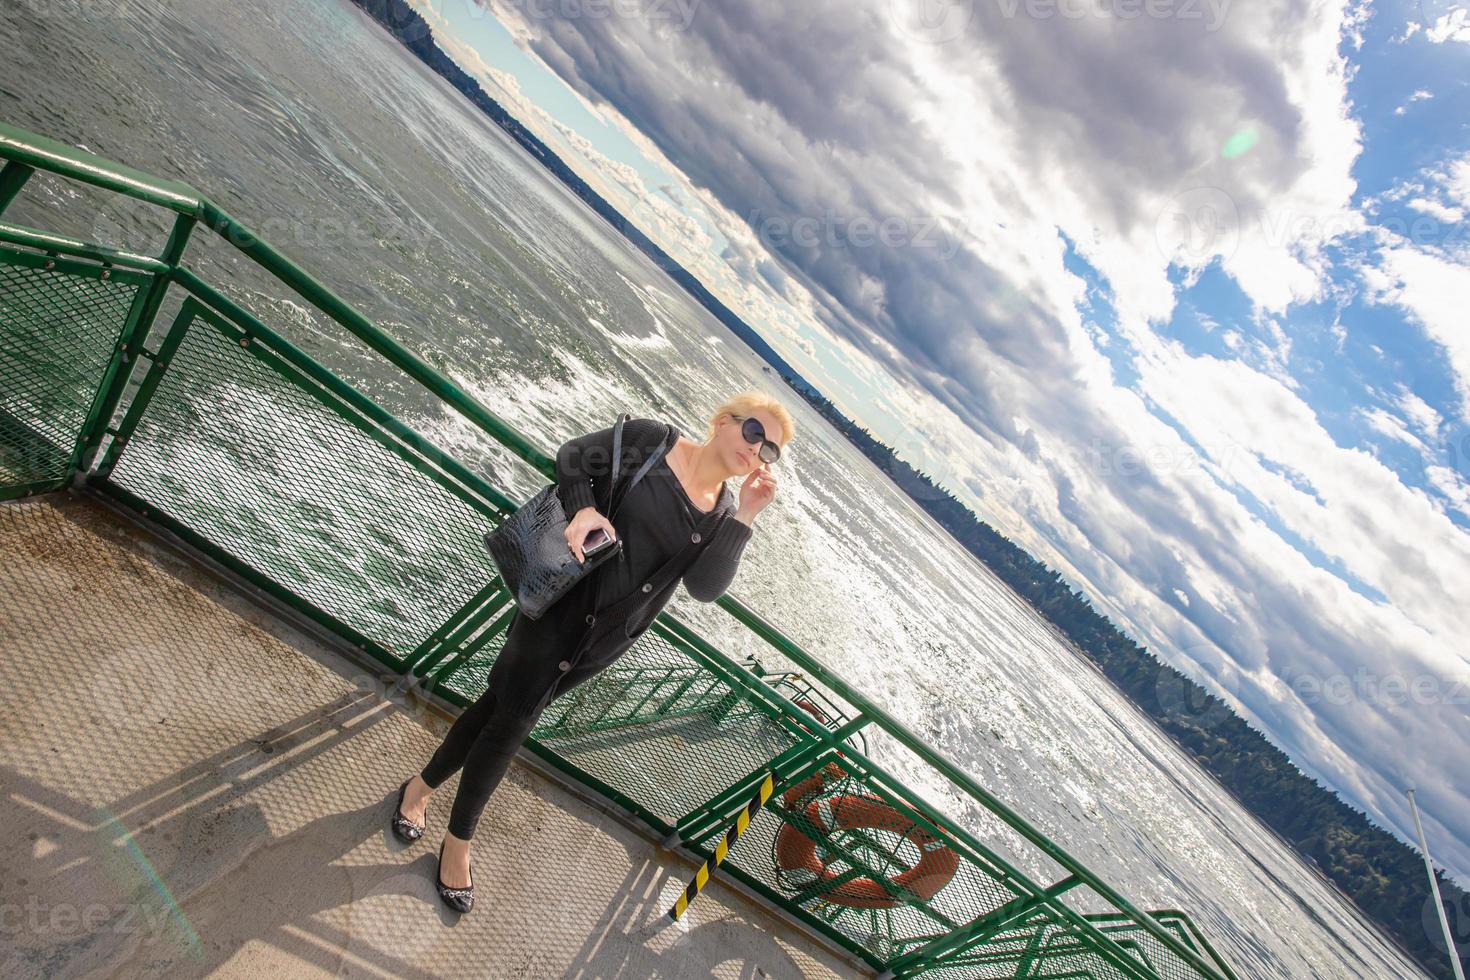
[392,778,425,843]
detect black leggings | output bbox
[418,601,610,840]
[418,681,541,840]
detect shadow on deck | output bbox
[0,493,859,979]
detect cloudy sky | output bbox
[406,0,1470,880]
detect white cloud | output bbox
[1406,195,1465,222]
[1392,87,1435,114]
[1447,155,1470,209]
[1358,405,1428,452]
[1426,5,1470,43]
[1426,464,1470,519]
[1391,383,1445,439]
[1363,245,1470,419]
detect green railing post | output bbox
[67,283,151,478]
[421,606,517,689]
[402,581,507,678]
[94,298,202,476]
[889,875,1082,976]
[1013,921,1051,978]
[74,212,196,479]
[0,160,33,216]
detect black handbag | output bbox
[484,414,673,619]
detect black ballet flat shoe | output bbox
[391,778,425,844]
[436,837,474,913]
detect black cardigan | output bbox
[554,416,753,607]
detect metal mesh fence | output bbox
[0,255,142,495]
[697,618,867,732]
[903,909,1070,979]
[107,304,500,662]
[901,911,1232,980]
[908,914,1137,980]
[1090,913,1223,980]
[531,631,803,825]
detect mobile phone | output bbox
[582,527,616,558]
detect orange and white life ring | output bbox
[775,776,960,909]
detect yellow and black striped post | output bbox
[669,772,776,920]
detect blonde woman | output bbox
[393,391,793,912]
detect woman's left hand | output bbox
[736,462,777,521]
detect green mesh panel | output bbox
[107,308,498,660]
[438,622,806,825]
[907,910,1232,979]
[1088,913,1229,980]
[0,256,141,494]
[907,910,1078,979]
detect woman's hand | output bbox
[735,463,778,524]
[565,506,616,564]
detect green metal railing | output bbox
[0,121,1240,980]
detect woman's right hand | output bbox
[565,506,616,564]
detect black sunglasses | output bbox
[730,414,781,464]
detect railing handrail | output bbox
[0,119,1235,980]
[0,125,203,214]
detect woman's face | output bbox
[716,410,783,476]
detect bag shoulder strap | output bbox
[599,412,630,515]
[607,420,673,521]
[609,412,628,491]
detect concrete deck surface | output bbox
[0,493,862,980]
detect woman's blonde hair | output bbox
[703,390,795,448]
